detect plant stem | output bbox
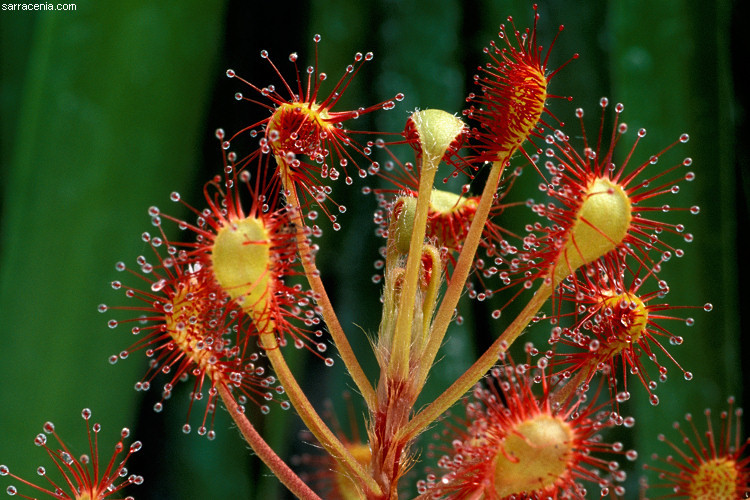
[550,352,608,407]
[279,160,377,409]
[217,383,322,500]
[416,159,506,391]
[401,279,553,441]
[550,364,589,407]
[261,332,383,497]
[388,155,438,380]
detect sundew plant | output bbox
[0,1,747,499]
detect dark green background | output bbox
[1,0,746,498]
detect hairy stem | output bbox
[416,159,506,390]
[401,280,553,441]
[217,383,322,500]
[261,332,383,497]
[388,155,438,380]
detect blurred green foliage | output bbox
[0,0,744,498]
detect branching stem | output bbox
[402,278,553,441]
[416,159,506,390]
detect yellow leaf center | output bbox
[552,177,631,285]
[267,102,332,157]
[686,457,740,500]
[166,277,218,377]
[492,414,574,497]
[600,291,648,353]
[429,189,477,216]
[211,217,273,329]
[495,66,548,159]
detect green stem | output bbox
[416,159,506,391]
[401,280,553,441]
[261,333,383,497]
[279,161,377,409]
[217,383,322,500]
[388,155,438,380]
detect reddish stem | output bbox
[217,383,321,499]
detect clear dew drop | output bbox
[150,279,166,292]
